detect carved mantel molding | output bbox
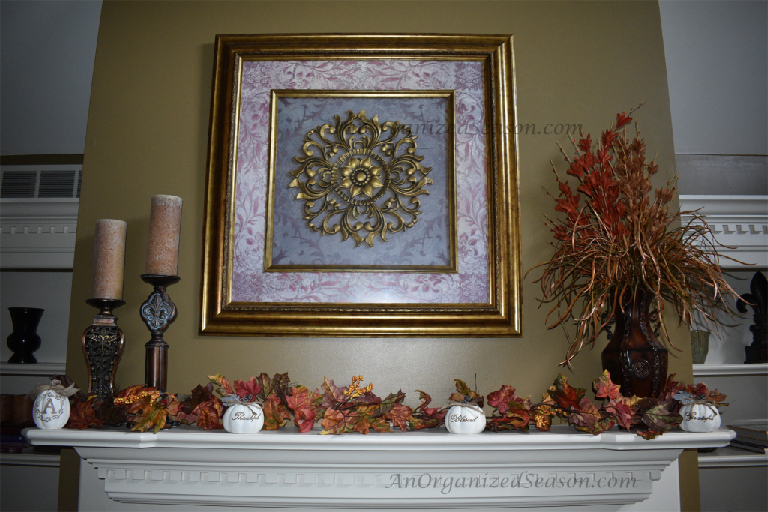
[27,426,733,510]
[0,199,79,269]
[679,195,768,269]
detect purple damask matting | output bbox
[232,60,489,304]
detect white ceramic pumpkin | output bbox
[444,404,486,434]
[680,403,721,433]
[33,389,70,430]
[223,402,264,434]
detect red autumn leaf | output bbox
[485,417,515,432]
[286,385,320,433]
[128,395,168,434]
[376,390,406,416]
[615,112,632,129]
[636,429,662,440]
[190,383,214,404]
[353,390,383,406]
[505,400,531,429]
[66,396,103,430]
[354,406,391,434]
[548,374,586,410]
[685,382,709,399]
[708,389,727,404]
[320,407,359,435]
[486,400,531,432]
[658,373,683,401]
[385,403,412,432]
[175,383,215,424]
[192,395,223,430]
[605,396,637,430]
[166,395,182,421]
[262,394,290,430]
[578,135,593,153]
[234,377,262,400]
[601,128,616,149]
[256,373,291,403]
[566,160,584,179]
[353,415,374,435]
[642,400,682,432]
[451,379,484,407]
[409,390,447,430]
[208,374,234,396]
[92,396,126,427]
[556,194,580,215]
[568,397,615,435]
[487,385,527,414]
[319,377,345,409]
[593,370,621,400]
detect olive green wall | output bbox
[61,1,698,510]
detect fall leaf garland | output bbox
[60,371,725,439]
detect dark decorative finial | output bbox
[737,271,767,364]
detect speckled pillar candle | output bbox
[91,219,127,299]
[145,195,183,276]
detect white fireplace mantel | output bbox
[27,425,733,511]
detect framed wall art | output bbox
[200,34,521,337]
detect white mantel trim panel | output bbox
[679,195,768,269]
[27,426,734,510]
[0,199,79,269]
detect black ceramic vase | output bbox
[6,307,44,364]
[601,288,668,398]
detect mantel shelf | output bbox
[692,363,768,377]
[26,425,734,510]
[697,446,768,468]
[0,362,66,377]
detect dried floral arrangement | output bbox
[529,106,742,366]
[56,371,725,440]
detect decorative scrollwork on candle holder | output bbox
[140,274,180,392]
[82,299,125,401]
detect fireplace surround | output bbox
[27,425,732,511]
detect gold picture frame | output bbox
[200,34,521,337]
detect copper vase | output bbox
[601,288,668,398]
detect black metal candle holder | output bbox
[82,298,126,401]
[139,274,180,391]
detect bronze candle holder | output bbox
[82,298,126,401]
[140,274,180,391]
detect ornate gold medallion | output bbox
[288,110,432,247]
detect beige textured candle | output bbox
[91,219,127,299]
[145,195,183,275]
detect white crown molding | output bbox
[27,426,733,509]
[0,451,61,468]
[698,449,768,468]
[0,199,79,269]
[679,195,768,269]
[693,363,768,377]
[0,362,67,377]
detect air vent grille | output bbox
[1,171,38,198]
[38,170,77,198]
[1,169,81,199]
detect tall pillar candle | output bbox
[145,195,183,276]
[91,219,127,300]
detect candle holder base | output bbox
[82,299,126,401]
[140,274,180,392]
